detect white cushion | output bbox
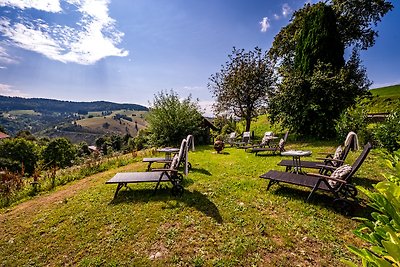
[328,164,352,187]
[278,138,285,149]
[332,145,343,167]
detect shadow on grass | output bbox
[190,167,212,176]
[109,187,223,223]
[267,185,372,218]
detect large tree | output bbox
[208,47,276,132]
[268,1,393,138]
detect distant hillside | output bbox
[0,95,148,114]
[370,84,400,97]
[367,84,400,113]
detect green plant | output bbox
[345,150,400,266]
[208,47,276,131]
[0,138,39,176]
[374,110,400,152]
[0,171,24,206]
[335,101,371,143]
[147,90,205,147]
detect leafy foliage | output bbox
[374,110,400,152]
[209,47,276,131]
[335,100,371,144]
[147,90,205,147]
[267,0,391,139]
[0,171,24,206]
[294,3,344,75]
[0,138,39,175]
[345,150,400,266]
[269,56,370,138]
[42,138,77,170]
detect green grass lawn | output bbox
[0,143,388,266]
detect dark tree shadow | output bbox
[109,187,223,223]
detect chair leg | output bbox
[146,162,152,171]
[306,180,323,202]
[267,180,277,191]
[114,183,124,199]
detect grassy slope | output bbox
[367,85,400,113]
[370,84,400,97]
[0,143,388,266]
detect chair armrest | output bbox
[315,164,337,170]
[315,158,344,163]
[151,168,178,172]
[307,172,347,184]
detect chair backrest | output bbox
[171,139,187,170]
[242,131,251,143]
[347,142,372,179]
[186,134,194,151]
[340,143,351,161]
[283,131,289,142]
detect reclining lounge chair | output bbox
[252,131,288,156]
[260,142,372,211]
[235,131,251,148]
[143,135,193,171]
[278,133,355,174]
[278,143,351,174]
[106,140,187,199]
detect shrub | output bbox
[345,150,400,266]
[0,171,24,206]
[0,138,39,176]
[335,102,371,144]
[374,110,400,152]
[147,90,205,147]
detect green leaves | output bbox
[347,175,400,266]
[208,47,276,131]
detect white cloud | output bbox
[273,14,280,20]
[0,45,18,65]
[198,100,215,117]
[0,0,128,65]
[259,17,270,32]
[282,3,293,18]
[0,84,29,97]
[0,0,62,13]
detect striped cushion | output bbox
[328,164,352,187]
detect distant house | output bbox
[0,131,10,139]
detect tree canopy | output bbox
[147,90,205,147]
[267,0,392,138]
[208,47,276,132]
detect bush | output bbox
[374,110,400,152]
[147,90,205,147]
[345,150,400,266]
[335,102,372,144]
[0,138,39,176]
[0,171,24,206]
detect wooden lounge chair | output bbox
[235,131,251,148]
[143,136,192,171]
[226,132,237,147]
[252,131,288,156]
[278,143,351,174]
[260,142,372,211]
[106,140,187,199]
[243,131,275,151]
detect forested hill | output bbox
[0,96,148,113]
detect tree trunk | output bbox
[245,117,251,132]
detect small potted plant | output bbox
[213,135,225,153]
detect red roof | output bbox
[0,132,10,139]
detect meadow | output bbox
[0,141,388,266]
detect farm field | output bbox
[0,142,388,266]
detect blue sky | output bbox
[0,0,399,115]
